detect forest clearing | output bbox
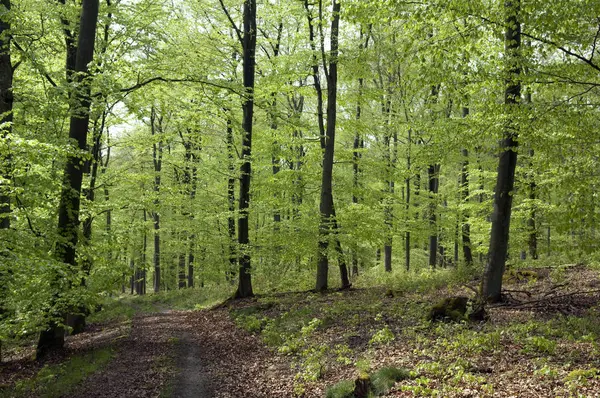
[2,0,600,396]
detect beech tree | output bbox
[482,0,522,302]
[37,0,100,359]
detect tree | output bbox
[37,0,100,359]
[306,0,350,292]
[235,0,257,299]
[150,106,163,293]
[482,0,521,302]
[0,0,12,232]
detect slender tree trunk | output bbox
[151,107,163,293]
[0,0,12,231]
[405,129,412,271]
[351,28,369,277]
[178,253,186,289]
[235,0,256,299]
[307,0,349,291]
[226,115,237,283]
[460,108,474,267]
[483,0,521,302]
[0,0,13,361]
[527,152,538,259]
[141,211,147,295]
[428,164,440,268]
[352,77,364,276]
[382,110,393,273]
[270,24,283,229]
[524,91,538,259]
[289,87,305,228]
[187,240,194,288]
[37,0,99,359]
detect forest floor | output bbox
[2,264,600,397]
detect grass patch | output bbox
[325,379,355,398]
[4,348,113,398]
[371,367,410,395]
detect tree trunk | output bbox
[525,90,538,259]
[226,115,237,283]
[428,164,440,268]
[307,0,348,291]
[235,0,256,299]
[483,0,521,302]
[352,73,363,276]
[151,107,163,293]
[0,0,13,361]
[0,0,12,231]
[37,0,99,360]
[405,129,412,271]
[178,253,186,289]
[139,210,147,295]
[460,108,474,267]
[187,242,194,288]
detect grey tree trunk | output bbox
[37,0,99,360]
[483,0,522,302]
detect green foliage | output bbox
[368,326,395,346]
[325,379,355,398]
[371,367,410,396]
[6,349,113,398]
[522,336,557,355]
[564,368,600,394]
[234,314,266,334]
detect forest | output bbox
[1,0,600,396]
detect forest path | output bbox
[67,306,295,398]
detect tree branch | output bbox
[218,0,243,45]
[10,37,58,87]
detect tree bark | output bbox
[37,0,99,360]
[0,0,13,361]
[483,0,521,302]
[151,107,163,293]
[0,0,12,231]
[226,115,237,283]
[460,108,474,267]
[235,0,256,299]
[178,253,186,289]
[428,164,440,268]
[308,0,349,291]
[405,129,412,271]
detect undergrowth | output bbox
[2,348,113,398]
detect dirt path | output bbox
[171,332,212,398]
[68,308,297,398]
